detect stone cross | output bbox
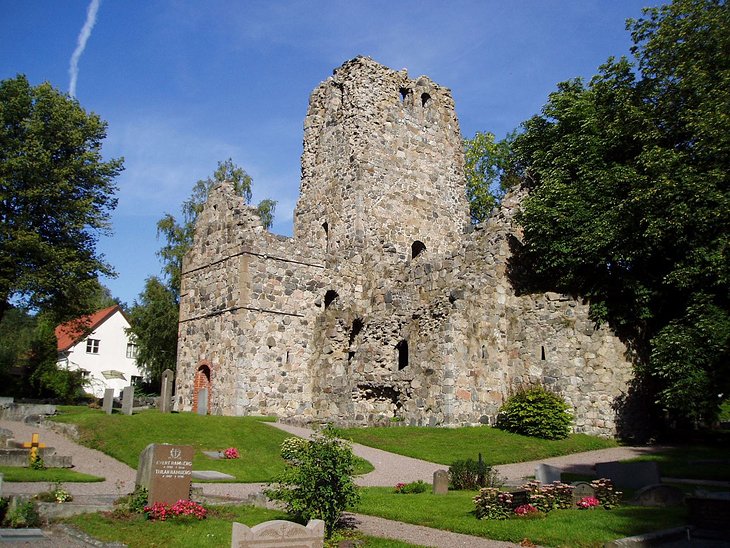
[102,388,114,415]
[159,369,174,413]
[121,385,134,416]
[21,432,46,463]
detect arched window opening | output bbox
[197,364,211,382]
[324,290,339,309]
[396,340,409,370]
[421,93,431,107]
[411,240,426,260]
[399,87,410,103]
[481,345,487,359]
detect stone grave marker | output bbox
[136,443,194,505]
[572,482,596,504]
[196,388,208,415]
[121,386,134,416]
[509,489,530,509]
[159,369,174,413]
[535,463,561,484]
[102,389,114,415]
[595,461,660,489]
[231,519,324,548]
[20,433,45,464]
[433,469,449,494]
[632,484,684,507]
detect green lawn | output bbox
[66,505,424,548]
[50,407,372,481]
[626,445,730,481]
[337,425,618,465]
[356,488,688,547]
[0,466,103,482]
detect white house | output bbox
[55,305,143,398]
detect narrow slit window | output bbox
[541,346,546,361]
[396,340,409,370]
[322,221,329,250]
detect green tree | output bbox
[463,131,518,223]
[511,0,729,426]
[157,158,276,296]
[126,277,179,389]
[0,75,123,323]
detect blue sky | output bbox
[1,1,662,307]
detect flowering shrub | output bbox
[474,488,513,520]
[577,496,600,509]
[144,499,207,522]
[514,503,539,516]
[223,447,240,459]
[591,478,622,509]
[394,480,428,494]
[280,437,308,462]
[521,480,574,512]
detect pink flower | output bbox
[223,447,240,459]
[514,504,538,516]
[577,496,600,509]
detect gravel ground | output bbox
[0,418,667,547]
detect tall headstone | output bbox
[231,519,324,548]
[136,443,194,505]
[121,386,134,416]
[102,389,114,415]
[535,463,562,484]
[595,461,660,489]
[433,469,449,494]
[159,369,174,414]
[196,388,208,416]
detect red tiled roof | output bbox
[55,305,121,352]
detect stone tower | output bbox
[174,57,633,436]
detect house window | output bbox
[126,343,138,359]
[86,339,100,354]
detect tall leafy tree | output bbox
[463,131,518,223]
[157,158,276,297]
[126,277,179,389]
[511,0,729,426]
[0,75,123,323]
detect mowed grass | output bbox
[51,407,293,482]
[627,445,730,481]
[51,406,372,481]
[66,504,424,548]
[357,488,688,548]
[337,425,618,465]
[0,466,103,482]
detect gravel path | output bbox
[0,419,666,547]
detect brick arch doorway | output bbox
[193,361,212,415]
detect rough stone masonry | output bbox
[175,56,633,436]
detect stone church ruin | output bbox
[175,56,633,436]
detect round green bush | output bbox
[496,385,573,440]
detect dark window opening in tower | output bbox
[541,346,546,361]
[411,240,426,260]
[399,87,410,103]
[421,93,431,107]
[322,221,329,250]
[396,340,409,370]
[349,318,364,347]
[324,290,339,309]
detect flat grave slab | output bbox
[202,450,223,459]
[192,470,235,481]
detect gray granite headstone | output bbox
[433,469,448,494]
[535,463,562,484]
[102,389,114,415]
[231,519,324,548]
[136,443,194,505]
[572,482,596,503]
[595,461,660,489]
[159,369,174,413]
[196,388,208,415]
[633,484,684,507]
[121,386,134,416]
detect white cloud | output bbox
[68,0,101,97]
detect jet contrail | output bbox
[69,0,101,98]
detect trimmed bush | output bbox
[496,385,572,439]
[449,458,502,490]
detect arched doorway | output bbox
[193,361,212,415]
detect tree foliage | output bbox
[0,75,123,323]
[156,158,276,296]
[511,0,729,425]
[126,277,179,389]
[463,131,518,223]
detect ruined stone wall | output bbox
[176,57,634,436]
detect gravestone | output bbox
[595,461,660,489]
[159,369,174,413]
[433,469,448,494]
[136,443,194,505]
[231,519,324,548]
[572,482,596,504]
[196,388,208,415]
[102,389,114,415]
[121,386,134,416]
[632,484,684,507]
[535,463,561,484]
[509,489,530,509]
